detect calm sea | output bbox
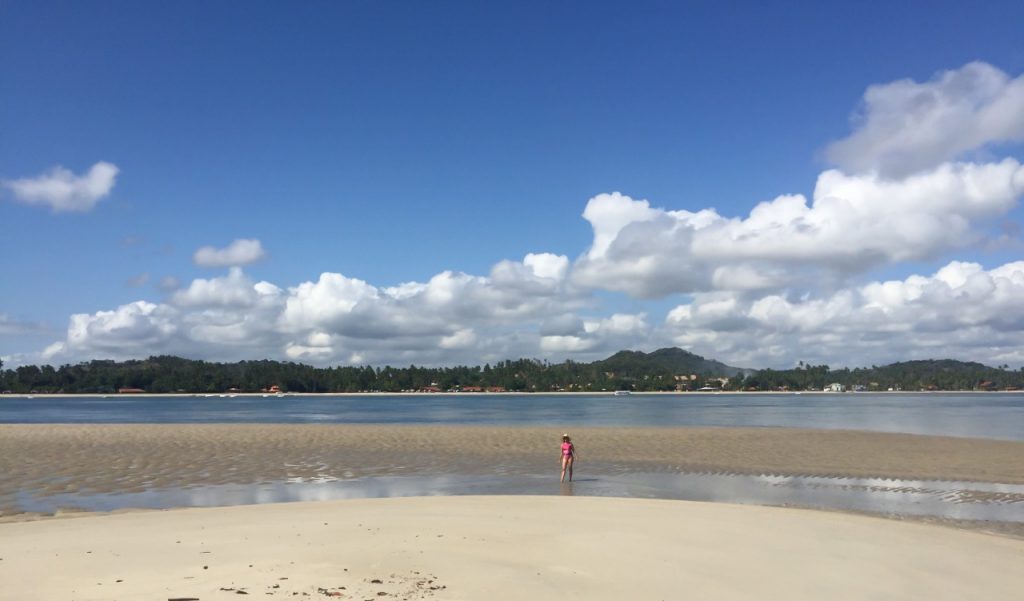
[2,392,1022,441]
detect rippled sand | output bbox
[2,424,1022,511]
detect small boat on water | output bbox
[613,390,632,396]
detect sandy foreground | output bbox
[0,495,1022,601]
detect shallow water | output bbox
[3,392,1023,440]
[16,471,1024,522]
[5,393,1023,521]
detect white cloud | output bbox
[539,335,595,353]
[63,301,180,357]
[284,331,336,361]
[827,62,1024,177]
[40,342,66,361]
[284,343,336,361]
[193,239,266,268]
[281,272,381,333]
[2,161,119,212]
[523,253,570,280]
[43,253,586,366]
[439,329,477,349]
[540,313,649,354]
[665,260,1024,368]
[33,256,1024,369]
[172,267,272,308]
[572,159,1024,296]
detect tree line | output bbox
[1,352,1021,394]
[740,359,1023,392]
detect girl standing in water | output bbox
[559,433,576,483]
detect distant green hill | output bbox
[594,347,750,378]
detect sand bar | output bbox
[3,425,1024,507]
[2,495,1023,601]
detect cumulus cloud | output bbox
[572,159,1024,296]
[62,301,180,357]
[827,62,1024,178]
[172,267,279,308]
[540,313,649,354]
[193,239,266,268]
[34,256,1024,369]
[665,260,1024,368]
[2,161,119,212]
[42,253,588,366]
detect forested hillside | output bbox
[0,352,1020,394]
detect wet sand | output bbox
[2,495,1023,601]
[2,424,1023,508]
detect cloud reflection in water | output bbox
[18,471,1024,523]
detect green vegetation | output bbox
[742,360,1023,392]
[0,351,1021,394]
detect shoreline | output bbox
[2,495,1022,601]
[7,493,1024,541]
[4,389,1024,397]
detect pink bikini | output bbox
[561,442,574,457]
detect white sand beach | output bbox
[2,495,1023,601]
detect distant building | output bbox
[118,387,145,394]
[823,383,845,392]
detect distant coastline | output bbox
[4,389,1024,399]
[3,350,1022,395]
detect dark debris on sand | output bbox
[200,569,447,600]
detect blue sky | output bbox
[3,1,1024,369]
